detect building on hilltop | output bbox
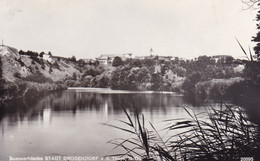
[97,53,134,65]
[42,52,53,63]
[134,56,145,60]
[82,59,95,64]
[212,55,232,62]
[158,56,173,61]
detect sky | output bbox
[0,0,258,59]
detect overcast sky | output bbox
[0,0,258,59]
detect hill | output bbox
[0,45,83,103]
[0,45,246,104]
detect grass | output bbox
[104,107,157,160]
[106,104,259,161]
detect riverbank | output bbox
[0,80,67,104]
[68,87,182,95]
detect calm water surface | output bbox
[0,88,219,160]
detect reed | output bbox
[106,104,259,161]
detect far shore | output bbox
[67,87,183,96]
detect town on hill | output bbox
[0,44,248,104]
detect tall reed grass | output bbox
[106,104,259,161]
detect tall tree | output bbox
[247,0,260,60]
[252,9,260,60]
[242,0,259,10]
[112,56,124,67]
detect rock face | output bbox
[0,45,81,103]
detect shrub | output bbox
[182,71,201,93]
[112,56,124,67]
[49,66,53,73]
[72,72,77,80]
[30,55,43,65]
[17,58,25,67]
[68,56,77,62]
[41,64,45,70]
[22,73,53,83]
[52,61,60,70]
[14,72,21,78]
[0,57,2,78]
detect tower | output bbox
[150,48,153,56]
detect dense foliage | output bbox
[112,56,124,67]
[252,9,260,60]
[78,55,242,94]
[0,56,2,78]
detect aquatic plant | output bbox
[106,104,259,161]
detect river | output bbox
[0,88,222,161]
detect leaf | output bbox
[102,123,136,134]
[249,46,254,62]
[235,37,250,61]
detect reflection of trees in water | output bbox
[0,91,185,125]
[0,91,63,125]
[0,91,110,125]
[110,93,184,115]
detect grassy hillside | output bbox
[0,45,81,103]
[0,45,81,83]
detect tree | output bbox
[112,56,124,67]
[19,50,25,55]
[0,57,2,78]
[69,56,77,62]
[226,56,234,65]
[242,0,260,10]
[49,66,53,73]
[39,52,45,57]
[253,11,260,60]
[53,61,60,70]
[246,0,260,60]
[182,72,202,93]
[72,72,77,80]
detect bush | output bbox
[30,56,42,64]
[41,64,45,70]
[19,50,38,57]
[49,66,53,73]
[112,56,124,67]
[52,61,60,70]
[14,72,22,78]
[17,58,25,67]
[81,65,105,79]
[0,57,2,78]
[182,71,201,93]
[68,56,77,62]
[72,72,77,80]
[22,73,53,83]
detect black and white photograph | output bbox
[1,0,260,161]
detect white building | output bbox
[43,53,53,62]
[97,53,134,65]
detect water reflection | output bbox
[0,89,188,125]
[0,88,212,160]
